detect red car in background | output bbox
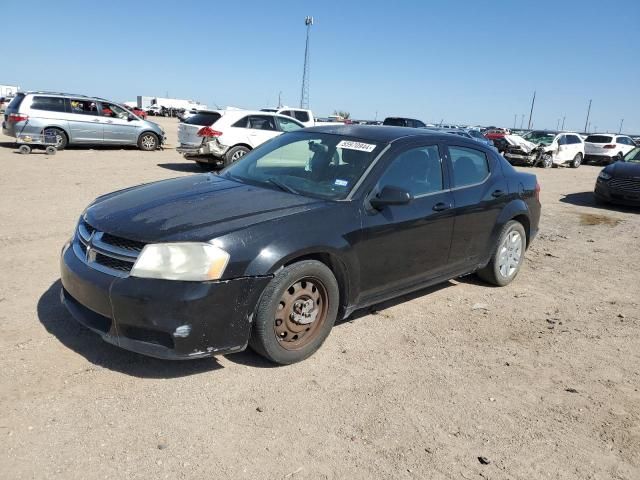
[483,128,510,141]
[129,107,147,119]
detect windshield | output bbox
[625,147,640,163]
[523,131,557,145]
[221,132,384,200]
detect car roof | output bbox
[303,124,482,145]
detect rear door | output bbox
[236,115,281,148]
[98,101,139,144]
[445,144,508,270]
[177,111,221,147]
[65,98,103,143]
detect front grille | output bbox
[609,178,640,193]
[75,220,146,277]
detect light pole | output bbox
[527,91,536,130]
[514,114,517,129]
[584,99,592,133]
[556,118,560,130]
[561,116,566,130]
[520,114,525,129]
[618,119,624,134]
[299,16,313,109]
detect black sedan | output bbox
[594,147,640,206]
[60,126,541,364]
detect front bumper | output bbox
[59,240,271,360]
[504,151,539,165]
[594,180,640,206]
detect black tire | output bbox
[616,152,624,162]
[225,145,250,166]
[138,132,159,151]
[249,260,339,365]
[570,153,582,168]
[477,220,526,287]
[43,128,67,150]
[45,146,57,155]
[19,145,31,155]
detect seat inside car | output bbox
[452,156,480,185]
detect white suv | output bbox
[260,107,314,128]
[584,134,637,164]
[176,109,305,169]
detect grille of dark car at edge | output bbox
[609,178,640,193]
[76,220,146,276]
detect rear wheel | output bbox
[225,145,250,166]
[138,132,158,151]
[477,220,526,287]
[249,260,339,365]
[570,153,582,168]
[43,128,67,150]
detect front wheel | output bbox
[249,260,339,365]
[570,153,582,168]
[138,132,159,151]
[541,154,553,168]
[477,220,526,287]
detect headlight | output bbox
[598,171,612,181]
[130,243,229,281]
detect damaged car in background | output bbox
[502,130,584,168]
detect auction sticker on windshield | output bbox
[337,140,376,152]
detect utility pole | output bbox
[277,91,282,108]
[618,118,624,134]
[527,91,536,130]
[513,114,517,129]
[556,118,560,130]
[584,99,592,133]
[299,16,313,109]
[520,114,525,129]
[561,116,566,130]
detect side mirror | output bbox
[369,185,412,210]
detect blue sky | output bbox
[4,0,639,133]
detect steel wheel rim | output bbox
[142,135,156,149]
[497,230,523,278]
[231,150,246,161]
[274,277,328,350]
[574,154,581,166]
[44,129,64,148]
[543,154,552,168]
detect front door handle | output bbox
[491,189,506,198]
[92,119,101,123]
[432,202,452,212]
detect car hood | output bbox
[84,174,327,242]
[607,161,640,178]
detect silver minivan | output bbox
[2,92,165,150]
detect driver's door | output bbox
[99,102,140,144]
[355,143,455,301]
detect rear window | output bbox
[31,96,67,113]
[184,112,221,126]
[383,118,408,127]
[586,135,613,143]
[6,93,25,111]
[293,111,310,123]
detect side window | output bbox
[293,110,310,123]
[378,145,444,197]
[100,102,129,119]
[232,116,249,128]
[449,146,490,188]
[277,116,303,132]
[415,120,426,128]
[246,115,277,131]
[30,96,66,113]
[67,99,99,116]
[557,135,568,145]
[279,110,292,118]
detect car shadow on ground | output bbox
[38,280,223,378]
[560,191,639,214]
[156,162,205,173]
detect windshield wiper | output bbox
[265,177,299,195]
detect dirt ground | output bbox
[1,117,638,480]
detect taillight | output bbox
[8,113,28,123]
[603,144,615,149]
[197,127,222,137]
[535,182,541,202]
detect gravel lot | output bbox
[1,117,638,479]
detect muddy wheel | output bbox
[45,146,57,155]
[19,145,31,154]
[249,260,339,365]
[477,220,526,287]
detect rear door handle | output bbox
[491,189,506,198]
[432,202,451,212]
